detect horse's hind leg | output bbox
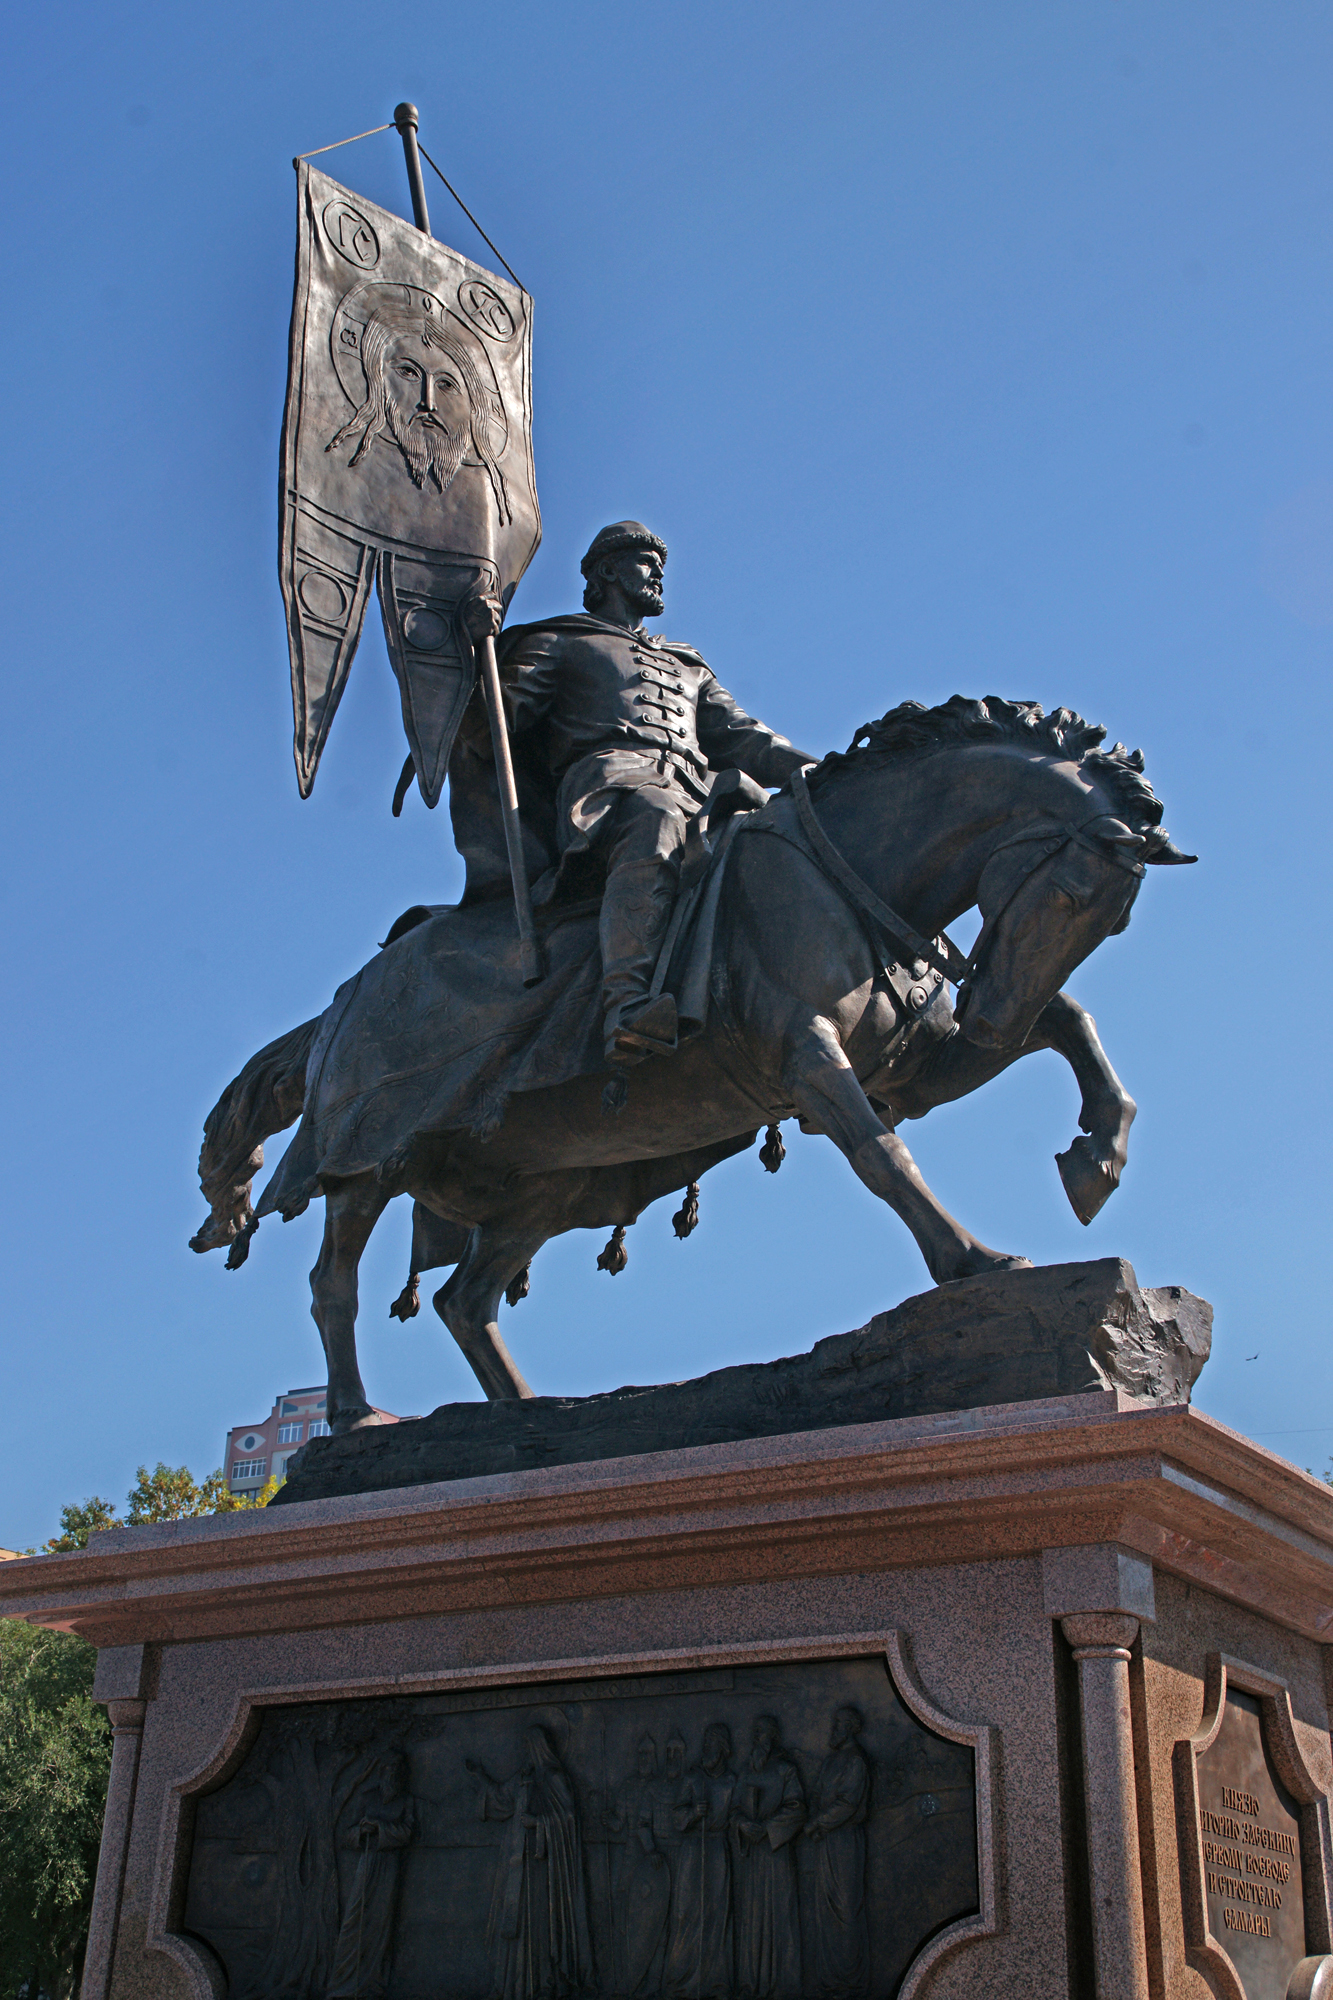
[311,1173,390,1431]
[434,1218,552,1400]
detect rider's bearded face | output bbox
[609,548,665,618]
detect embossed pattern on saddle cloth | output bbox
[257,839,736,1218]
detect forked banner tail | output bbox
[280,160,540,803]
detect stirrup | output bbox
[606,992,679,1060]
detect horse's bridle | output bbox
[787,765,1144,994]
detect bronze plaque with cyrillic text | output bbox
[1198,1688,1305,1996]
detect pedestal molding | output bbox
[6,1402,1333,1651]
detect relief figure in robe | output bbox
[803,1707,870,2000]
[469,1725,594,2000]
[233,1711,369,2000]
[662,1723,736,2000]
[734,1716,805,2000]
[326,1749,417,1999]
[631,1732,689,1995]
[605,1732,672,1996]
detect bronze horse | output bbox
[193,698,1193,1429]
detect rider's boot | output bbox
[600,857,680,1064]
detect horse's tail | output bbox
[190,1017,320,1267]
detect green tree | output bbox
[39,1465,281,1549]
[0,1622,111,1999]
[125,1460,266,1521]
[42,1498,119,1553]
[4,1462,281,1986]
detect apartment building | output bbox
[225,1385,404,1495]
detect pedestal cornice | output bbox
[4,1390,1332,1648]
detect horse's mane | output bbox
[809,694,1164,831]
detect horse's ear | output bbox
[1082,815,1146,852]
[1143,829,1198,865]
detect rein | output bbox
[787,766,1142,992]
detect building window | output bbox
[277,1423,302,1443]
[231,1459,267,1481]
[281,1401,299,1414]
[308,1419,331,1438]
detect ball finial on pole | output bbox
[393,102,432,237]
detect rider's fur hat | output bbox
[580,521,668,576]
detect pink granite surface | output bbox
[107,1568,1062,1999]
[5,1390,1333,1998]
[4,1388,1333,1649]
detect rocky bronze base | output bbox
[276,1256,1211,1505]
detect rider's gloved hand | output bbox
[463,590,504,643]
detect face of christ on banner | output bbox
[326,301,511,523]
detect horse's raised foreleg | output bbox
[890,993,1135,1226]
[1040,993,1136,1223]
[310,1173,390,1431]
[434,1222,545,1400]
[783,1019,1031,1285]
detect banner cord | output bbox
[417,141,525,293]
[290,119,524,294]
[293,121,393,162]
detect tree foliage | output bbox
[41,1464,281,1553]
[5,1461,281,1988]
[42,1498,120,1553]
[0,1622,110,1999]
[125,1461,279,1521]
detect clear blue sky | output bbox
[2,1,1329,1550]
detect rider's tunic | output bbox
[492,613,811,856]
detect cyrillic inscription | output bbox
[1197,1688,1305,1999]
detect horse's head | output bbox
[812,696,1195,1053]
[958,805,1195,1051]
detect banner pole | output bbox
[393,102,432,235]
[479,636,545,986]
[389,105,540,983]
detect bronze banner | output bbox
[280,162,540,803]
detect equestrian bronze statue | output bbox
[194,586,1195,1422]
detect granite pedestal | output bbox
[6,1281,1333,2000]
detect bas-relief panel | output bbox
[179,1656,978,2000]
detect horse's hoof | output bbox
[505,1263,531,1306]
[937,1249,1033,1284]
[329,1403,383,1435]
[224,1217,259,1270]
[1056,1138,1118,1225]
